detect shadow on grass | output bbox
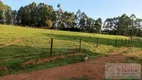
[0,44,100,60]
[0,44,104,61]
[0,44,142,77]
[0,44,104,76]
[41,33,142,48]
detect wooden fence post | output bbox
[50,38,53,57]
[79,38,82,51]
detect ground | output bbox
[1,47,141,80]
[0,25,142,80]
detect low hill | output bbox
[0,24,141,76]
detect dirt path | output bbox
[0,48,130,80]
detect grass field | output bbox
[0,24,142,76]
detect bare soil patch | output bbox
[0,67,8,72]
[0,38,23,48]
[21,53,83,67]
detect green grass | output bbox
[62,75,94,80]
[0,24,141,76]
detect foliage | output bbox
[46,20,53,28]
[0,1,142,36]
[0,1,12,24]
[0,24,141,76]
[103,14,142,37]
[0,1,103,33]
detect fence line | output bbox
[48,37,135,57]
[46,38,134,57]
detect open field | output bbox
[0,24,142,77]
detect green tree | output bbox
[0,1,5,23]
[5,9,12,24]
[46,20,53,28]
[17,2,54,27]
[129,14,136,40]
[12,10,18,24]
[0,10,5,23]
[0,1,5,10]
[95,18,102,33]
[57,3,61,8]
[135,18,142,36]
[0,1,12,24]
[86,18,95,33]
[103,18,116,34]
[117,14,130,35]
[63,11,74,30]
[79,12,88,31]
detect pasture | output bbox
[0,24,141,76]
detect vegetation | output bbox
[0,0,142,78]
[0,25,141,76]
[62,75,94,80]
[0,1,142,37]
[103,14,142,37]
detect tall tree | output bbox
[129,14,136,41]
[63,11,74,30]
[86,18,95,33]
[103,17,118,34]
[117,14,130,35]
[5,9,12,24]
[79,12,88,31]
[95,18,102,33]
[12,10,18,24]
[0,1,12,24]
[74,9,81,29]
[135,18,142,36]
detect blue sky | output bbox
[1,0,142,21]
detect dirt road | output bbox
[0,48,130,80]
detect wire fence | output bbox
[47,37,137,57]
[0,36,139,73]
[0,36,137,61]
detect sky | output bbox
[1,0,142,21]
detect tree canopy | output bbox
[0,1,142,37]
[103,14,142,36]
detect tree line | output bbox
[103,14,142,37]
[0,1,142,37]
